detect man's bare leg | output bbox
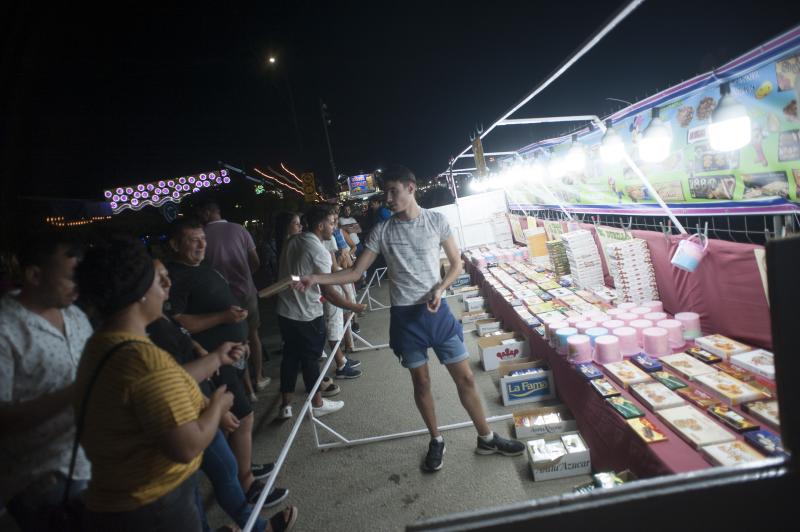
[409,364,440,437]
[444,359,491,435]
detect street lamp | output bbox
[268,56,276,64]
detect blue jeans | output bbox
[199,429,266,532]
[6,473,87,532]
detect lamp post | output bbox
[267,56,303,155]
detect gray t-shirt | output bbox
[365,208,452,306]
[277,232,332,321]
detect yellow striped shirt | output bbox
[75,331,204,512]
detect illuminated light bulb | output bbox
[639,108,672,163]
[564,134,586,172]
[131,198,139,206]
[209,172,216,179]
[104,191,112,198]
[600,119,625,164]
[199,174,207,179]
[223,177,231,184]
[134,192,141,198]
[172,191,180,198]
[120,195,128,202]
[147,183,154,190]
[221,169,228,177]
[142,191,149,198]
[153,195,160,202]
[193,188,200,193]
[125,187,133,194]
[529,158,546,182]
[158,181,165,187]
[137,184,144,191]
[188,176,195,183]
[216,178,222,184]
[547,151,565,179]
[110,202,118,209]
[708,82,751,152]
[112,194,119,202]
[179,177,186,184]
[167,180,175,187]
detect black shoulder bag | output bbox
[51,339,144,532]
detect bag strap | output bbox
[62,339,145,506]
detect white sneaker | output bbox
[312,398,344,417]
[278,405,293,419]
[256,377,271,391]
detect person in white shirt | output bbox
[0,233,93,531]
[297,165,524,472]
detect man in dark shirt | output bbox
[165,218,268,498]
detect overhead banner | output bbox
[505,27,800,216]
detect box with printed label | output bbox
[476,319,502,336]
[478,334,529,371]
[461,310,491,324]
[527,431,591,481]
[499,360,555,406]
[513,404,577,439]
[464,296,486,312]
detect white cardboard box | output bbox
[527,431,591,481]
[476,319,502,336]
[514,404,577,439]
[499,360,556,406]
[478,334,529,371]
[461,310,491,324]
[464,296,486,312]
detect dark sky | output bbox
[5,1,800,201]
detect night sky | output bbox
[5,0,800,201]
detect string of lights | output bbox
[253,167,304,196]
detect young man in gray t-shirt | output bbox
[297,165,524,472]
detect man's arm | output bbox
[426,235,463,313]
[0,384,75,434]
[302,248,377,288]
[247,248,260,272]
[173,307,246,334]
[321,285,366,313]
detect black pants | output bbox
[278,315,326,394]
[83,473,200,532]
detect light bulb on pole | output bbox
[639,107,672,163]
[564,133,586,172]
[600,119,625,164]
[708,82,751,152]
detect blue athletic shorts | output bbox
[393,334,469,369]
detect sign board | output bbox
[302,172,317,203]
[347,173,376,196]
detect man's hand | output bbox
[223,306,248,324]
[212,341,246,367]
[210,384,234,413]
[426,284,444,313]
[295,275,317,292]
[220,411,240,434]
[351,302,367,314]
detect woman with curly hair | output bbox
[73,237,234,530]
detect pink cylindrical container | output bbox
[547,320,570,347]
[631,307,651,316]
[567,334,593,364]
[585,327,609,346]
[586,312,608,323]
[567,316,583,328]
[613,327,640,357]
[606,308,625,318]
[594,335,622,364]
[617,302,638,311]
[602,319,626,331]
[629,319,654,346]
[555,327,578,355]
[642,300,663,313]
[658,319,685,349]
[576,321,598,334]
[644,312,668,322]
[674,312,702,339]
[643,327,670,357]
[617,312,639,325]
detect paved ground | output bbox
[0,282,589,532]
[202,282,590,531]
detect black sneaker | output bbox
[251,462,275,480]
[475,432,525,456]
[351,321,361,333]
[345,357,361,369]
[246,480,289,507]
[422,438,446,472]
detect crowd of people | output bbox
[0,165,524,531]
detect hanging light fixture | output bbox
[547,149,565,179]
[600,118,625,164]
[708,82,751,152]
[564,133,586,172]
[639,107,672,163]
[529,154,546,182]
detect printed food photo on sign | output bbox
[654,181,686,201]
[775,54,799,91]
[778,129,800,161]
[742,171,790,199]
[696,96,717,121]
[693,145,740,172]
[689,175,736,200]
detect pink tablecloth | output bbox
[468,261,711,478]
